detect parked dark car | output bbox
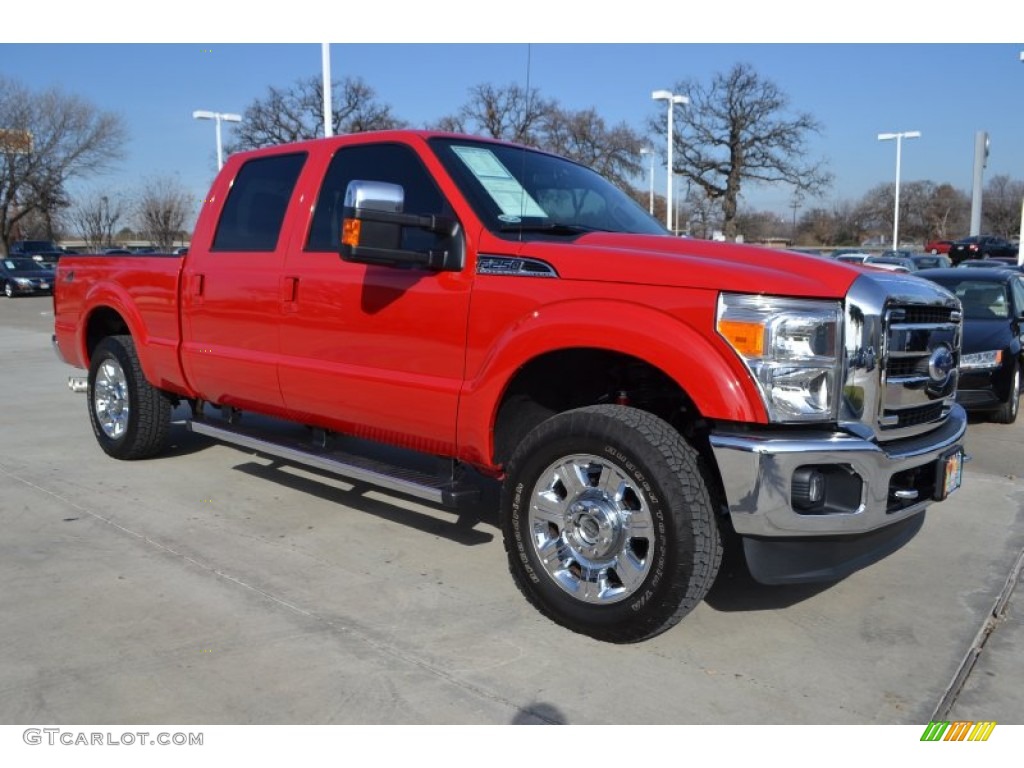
[948,236,1018,264]
[956,257,1022,272]
[910,254,952,271]
[0,257,55,297]
[916,268,1024,423]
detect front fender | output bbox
[456,297,766,467]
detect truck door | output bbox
[277,141,472,456]
[180,151,307,412]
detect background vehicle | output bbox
[834,252,871,264]
[864,254,915,272]
[1,257,54,297]
[52,130,968,643]
[917,268,1024,424]
[956,257,1022,272]
[910,254,951,270]
[948,236,1019,264]
[924,239,953,255]
[8,239,65,266]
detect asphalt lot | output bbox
[1,293,1022,726]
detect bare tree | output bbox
[542,107,644,190]
[228,76,403,153]
[69,191,124,250]
[655,63,831,241]
[435,83,553,145]
[0,76,126,253]
[982,174,1024,238]
[135,176,194,251]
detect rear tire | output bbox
[501,405,722,643]
[87,335,172,459]
[4,281,13,298]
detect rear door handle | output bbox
[190,274,204,305]
[281,276,298,313]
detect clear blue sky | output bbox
[2,6,1022,226]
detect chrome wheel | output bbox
[528,453,654,605]
[93,357,130,439]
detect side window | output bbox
[1012,278,1024,317]
[212,153,306,251]
[307,143,450,252]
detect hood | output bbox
[962,318,1015,354]
[517,233,861,299]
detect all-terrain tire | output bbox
[87,335,172,459]
[501,405,722,643]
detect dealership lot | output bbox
[1,294,1021,725]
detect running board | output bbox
[187,419,478,508]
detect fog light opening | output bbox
[792,467,826,511]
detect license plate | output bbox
[936,448,963,500]
[39,282,50,289]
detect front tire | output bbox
[992,361,1020,425]
[87,335,172,459]
[4,281,13,298]
[501,405,722,643]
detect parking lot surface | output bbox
[1,294,1022,725]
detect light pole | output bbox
[192,110,242,171]
[1019,51,1024,266]
[101,195,110,249]
[639,147,655,215]
[652,90,688,233]
[877,130,921,251]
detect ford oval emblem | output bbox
[928,345,954,383]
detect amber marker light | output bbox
[717,319,765,357]
[342,218,361,247]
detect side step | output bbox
[187,418,478,508]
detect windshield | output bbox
[932,279,1010,320]
[428,137,667,239]
[3,258,42,272]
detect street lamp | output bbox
[877,130,921,251]
[1019,52,1024,266]
[652,90,688,233]
[192,110,242,171]
[639,147,655,215]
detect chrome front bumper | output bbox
[709,403,968,539]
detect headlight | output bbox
[717,293,843,422]
[960,350,1003,370]
[14,278,32,286]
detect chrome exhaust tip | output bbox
[68,377,88,393]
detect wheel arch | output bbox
[457,298,766,470]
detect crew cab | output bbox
[53,130,967,642]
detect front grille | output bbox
[885,401,945,429]
[896,307,958,325]
[877,303,961,438]
[886,357,925,378]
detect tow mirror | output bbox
[340,180,461,271]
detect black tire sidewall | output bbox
[503,408,710,641]
[87,337,145,459]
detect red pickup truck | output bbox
[53,130,967,642]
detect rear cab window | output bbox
[212,153,307,251]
